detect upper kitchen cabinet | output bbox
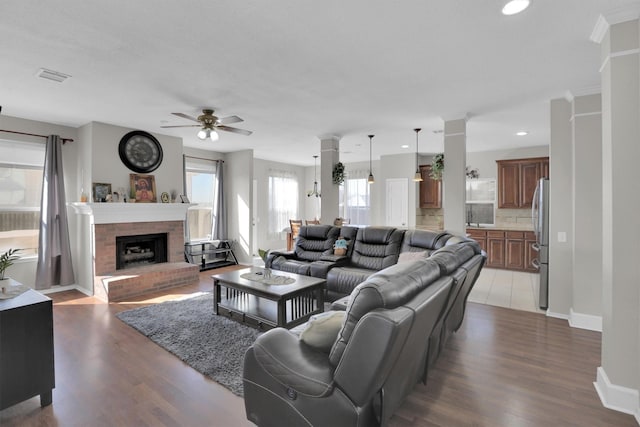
[419,164,442,209]
[497,157,549,208]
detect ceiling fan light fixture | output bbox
[502,0,530,15]
[197,129,207,140]
[209,129,219,141]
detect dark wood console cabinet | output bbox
[0,286,55,410]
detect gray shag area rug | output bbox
[116,293,262,396]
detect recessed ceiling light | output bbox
[502,0,530,15]
[516,131,529,136]
[401,144,409,149]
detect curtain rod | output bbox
[183,154,223,163]
[0,129,74,144]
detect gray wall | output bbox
[226,150,254,264]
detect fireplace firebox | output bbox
[116,233,168,270]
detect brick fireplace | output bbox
[72,203,199,301]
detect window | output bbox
[184,157,216,242]
[268,170,299,240]
[339,169,371,226]
[0,140,45,256]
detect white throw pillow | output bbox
[398,250,428,263]
[299,311,346,353]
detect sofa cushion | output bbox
[398,250,427,263]
[350,227,404,270]
[329,258,442,366]
[326,267,375,297]
[294,225,340,261]
[300,310,346,353]
[431,243,477,274]
[400,229,450,254]
[270,257,312,275]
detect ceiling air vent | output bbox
[36,68,71,83]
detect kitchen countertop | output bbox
[466,225,534,232]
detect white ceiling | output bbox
[1,0,638,166]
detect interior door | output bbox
[385,178,408,228]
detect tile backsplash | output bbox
[495,208,533,230]
[416,207,533,231]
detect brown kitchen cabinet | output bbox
[486,230,506,268]
[467,228,538,273]
[497,157,549,208]
[505,231,525,270]
[418,165,442,209]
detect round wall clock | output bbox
[118,130,163,173]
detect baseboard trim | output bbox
[594,367,640,422]
[569,308,603,332]
[546,310,569,320]
[40,284,93,297]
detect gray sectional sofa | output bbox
[266,225,470,301]
[245,226,486,426]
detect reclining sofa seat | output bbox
[423,240,484,370]
[325,226,405,301]
[266,225,340,276]
[399,229,453,255]
[243,257,454,427]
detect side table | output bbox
[0,285,55,410]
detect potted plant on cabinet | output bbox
[0,249,21,281]
[430,154,444,180]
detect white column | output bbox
[319,135,340,224]
[570,93,603,330]
[593,15,640,418]
[442,118,466,235]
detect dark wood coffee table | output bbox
[211,267,326,330]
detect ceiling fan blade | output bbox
[216,115,243,125]
[160,124,201,128]
[171,112,200,123]
[217,125,253,136]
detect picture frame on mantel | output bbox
[130,173,157,203]
[92,182,111,203]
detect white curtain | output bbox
[268,169,299,240]
[341,169,371,226]
[35,135,75,289]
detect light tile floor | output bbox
[468,268,546,313]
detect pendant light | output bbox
[413,128,423,182]
[367,135,375,184]
[307,155,321,198]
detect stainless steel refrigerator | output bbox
[531,178,549,309]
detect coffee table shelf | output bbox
[211,268,326,330]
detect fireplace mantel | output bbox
[69,202,193,224]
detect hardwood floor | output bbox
[1,266,635,426]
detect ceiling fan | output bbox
[160,109,252,141]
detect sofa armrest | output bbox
[244,328,335,397]
[320,254,350,265]
[265,250,294,268]
[309,260,338,278]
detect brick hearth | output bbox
[93,220,198,301]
